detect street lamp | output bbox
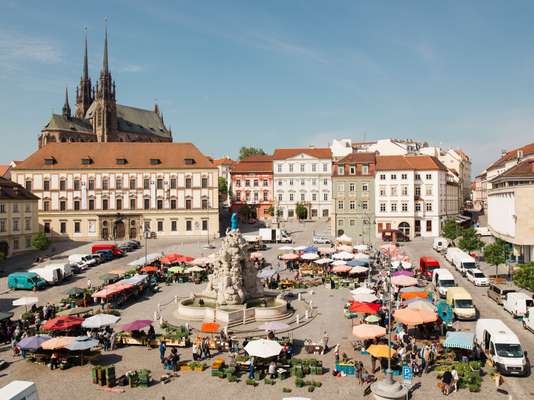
[370,254,407,400]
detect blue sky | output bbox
[1,1,534,174]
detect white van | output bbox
[446,247,477,276]
[523,307,534,333]
[432,237,448,253]
[29,266,61,285]
[68,254,97,269]
[504,292,534,318]
[44,263,72,280]
[0,381,39,400]
[475,319,529,376]
[432,269,455,298]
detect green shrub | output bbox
[282,388,292,393]
[308,386,315,392]
[32,232,50,251]
[246,379,256,386]
[295,378,304,388]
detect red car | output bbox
[91,244,124,257]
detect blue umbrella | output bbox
[65,336,100,351]
[17,335,51,350]
[347,259,369,267]
[303,245,318,253]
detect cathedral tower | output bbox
[75,30,93,118]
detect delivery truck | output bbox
[432,269,455,298]
[258,228,292,243]
[475,319,529,376]
[29,266,61,285]
[447,286,476,320]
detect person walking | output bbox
[159,341,167,363]
[248,358,255,379]
[321,331,329,355]
[87,279,92,289]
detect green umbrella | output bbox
[99,273,119,282]
[65,287,85,297]
[365,315,381,324]
[168,266,184,274]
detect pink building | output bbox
[231,155,273,221]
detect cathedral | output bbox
[38,28,173,147]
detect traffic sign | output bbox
[402,364,413,383]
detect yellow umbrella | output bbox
[41,336,76,350]
[366,344,396,359]
[352,324,386,340]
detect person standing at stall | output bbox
[159,341,167,363]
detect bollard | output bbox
[305,310,309,320]
[153,311,158,320]
[309,300,313,310]
[296,314,300,325]
[298,293,302,301]
[243,309,246,324]
[157,303,161,312]
[159,315,164,325]
[174,296,178,304]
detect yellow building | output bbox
[0,177,39,257]
[11,142,219,241]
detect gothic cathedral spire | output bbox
[62,87,71,118]
[92,21,117,142]
[75,28,93,118]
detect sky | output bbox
[1,1,534,174]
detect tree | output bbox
[264,206,274,217]
[295,203,308,220]
[513,262,534,291]
[484,239,509,278]
[442,219,461,242]
[32,232,50,251]
[458,227,484,253]
[218,177,228,194]
[239,146,266,160]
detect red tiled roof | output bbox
[336,152,376,164]
[492,159,534,180]
[213,157,236,166]
[376,155,447,171]
[0,165,10,177]
[14,143,215,170]
[0,177,38,200]
[487,142,534,170]
[273,147,331,160]
[232,155,273,173]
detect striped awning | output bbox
[443,332,475,350]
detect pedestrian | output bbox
[50,351,59,370]
[87,279,92,289]
[192,341,199,361]
[357,361,364,385]
[109,331,117,351]
[147,325,156,349]
[268,360,277,379]
[321,331,329,355]
[248,358,255,379]
[371,355,377,374]
[334,343,340,364]
[159,341,167,363]
[451,366,459,393]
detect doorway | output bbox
[114,220,126,240]
[415,220,421,236]
[398,222,410,237]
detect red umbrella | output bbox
[176,256,195,263]
[140,266,159,273]
[42,316,84,331]
[200,322,220,333]
[348,302,381,314]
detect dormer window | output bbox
[150,158,161,165]
[184,158,195,165]
[81,157,92,165]
[44,157,56,165]
[116,158,127,165]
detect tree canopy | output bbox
[457,227,484,252]
[32,232,50,251]
[513,262,534,292]
[218,176,228,194]
[295,203,308,220]
[483,239,511,277]
[239,146,266,160]
[442,219,461,241]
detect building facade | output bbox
[0,177,39,257]
[231,155,273,221]
[11,143,218,241]
[374,155,449,239]
[272,148,332,220]
[332,153,376,242]
[488,159,534,263]
[38,28,172,148]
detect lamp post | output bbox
[371,253,407,400]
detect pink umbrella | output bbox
[392,270,413,277]
[333,265,352,273]
[318,247,336,254]
[391,276,418,287]
[121,320,153,332]
[280,253,299,261]
[337,245,354,252]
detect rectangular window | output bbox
[170,199,177,209]
[202,199,208,209]
[129,178,136,189]
[338,166,344,175]
[170,178,177,189]
[171,220,177,231]
[391,203,397,212]
[236,179,241,187]
[202,220,208,231]
[185,177,192,188]
[401,173,407,180]
[102,199,109,210]
[202,177,208,188]
[289,164,294,172]
[144,198,150,210]
[144,221,151,232]
[60,221,66,234]
[74,200,80,210]
[338,200,344,210]
[401,202,408,212]
[362,165,369,175]
[116,198,122,210]
[252,179,258,187]
[25,180,32,191]
[0,220,6,232]
[415,202,421,212]
[323,179,328,185]
[157,221,164,232]
[323,163,328,172]
[130,198,136,209]
[362,201,368,210]
[74,221,80,233]
[425,185,433,196]
[426,174,432,180]
[338,219,343,227]
[390,174,397,180]
[89,199,95,210]
[186,220,192,231]
[337,184,344,192]
[380,174,386,180]
[289,179,293,186]
[116,178,122,189]
[12,219,19,231]
[415,174,421,180]
[390,186,397,196]
[25,236,31,248]
[277,164,282,173]
[43,201,49,211]
[13,239,19,250]
[322,209,329,217]
[157,199,163,209]
[59,180,66,191]
[60,201,66,211]
[144,178,150,189]
[350,165,356,175]
[89,178,95,190]
[380,203,386,212]
[300,179,305,186]
[349,200,355,210]
[102,178,108,190]
[12,204,18,213]
[349,183,355,192]
[401,185,408,196]
[425,202,433,212]
[25,203,31,213]
[289,193,294,202]
[312,164,317,172]
[362,183,368,192]
[323,193,328,201]
[378,223,383,232]
[44,222,50,233]
[415,185,421,197]
[24,218,31,231]
[186,199,192,210]
[288,209,294,218]
[300,193,305,202]
[236,192,241,201]
[245,179,250,187]
[300,164,305,172]
[278,193,283,201]
[312,179,316,186]
[312,193,317,201]
[262,179,268,187]
[379,186,386,196]
[157,179,163,189]
[43,179,50,191]
[263,191,269,201]
[426,220,432,232]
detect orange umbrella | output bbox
[393,308,437,326]
[41,336,76,350]
[352,324,386,340]
[200,322,220,333]
[400,291,429,300]
[140,266,159,273]
[280,253,299,261]
[333,265,352,273]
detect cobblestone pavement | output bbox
[0,224,532,399]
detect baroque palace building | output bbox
[38,28,172,148]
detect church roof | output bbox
[44,114,93,133]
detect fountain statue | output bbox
[203,229,263,306]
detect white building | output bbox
[374,155,448,239]
[272,148,332,220]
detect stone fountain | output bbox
[176,229,290,325]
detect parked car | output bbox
[127,239,141,249]
[313,235,331,244]
[432,237,449,252]
[118,242,135,252]
[504,292,534,318]
[432,269,455,298]
[445,247,477,276]
[8,272,47,290]
[91,244,124,257]
[466,269,490,286]
[95,250,113,262]
[487,283,516,305]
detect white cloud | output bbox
[118,64,144,73]
[0,30,62,70]
[250,33,330,64]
